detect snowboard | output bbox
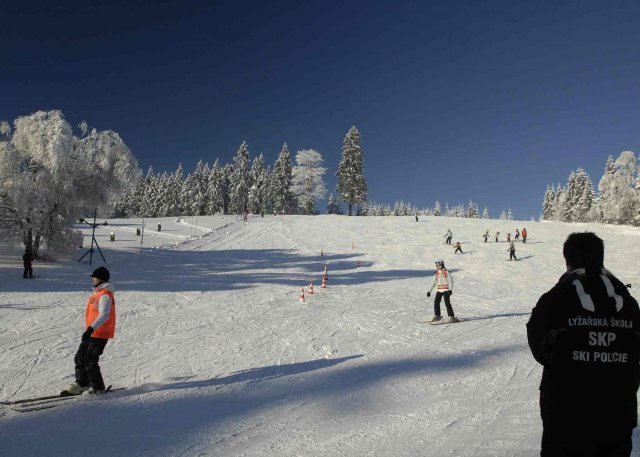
[418,318,463,325]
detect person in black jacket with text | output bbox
[527,232,640,457]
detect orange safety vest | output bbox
[85,288,116,339]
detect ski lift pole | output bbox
[140,219,145,253]
[77,210,107,266]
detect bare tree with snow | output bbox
[291,149,327,215]
[0,110,138,256]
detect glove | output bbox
[448,291,453,296]
[427,292,431,297]
[82,327,94,341]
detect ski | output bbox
[11,386,123,412]
[3,385,122,407]
[1,393,70,405]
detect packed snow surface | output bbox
[1,215,639,456]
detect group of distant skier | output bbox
[427,226,532,323]
[482,228,528,244]
[444,227,529,261]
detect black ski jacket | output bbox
[527,268,640,439]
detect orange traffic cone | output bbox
[299,288,305,303]
[321,276,327,288]
[323,265,329,280]
[308,281,314,295]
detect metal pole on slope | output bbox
[140,219,145,253]
[77,210,107,266]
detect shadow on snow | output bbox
[0,248,435,293]
[0,345,517,456]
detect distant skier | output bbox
[444,229,453,245]
[415,214,419,222]
[507,232,511,243]
[514,228,520,241]
[22,249,34,279]
[483,231,489,243]
[61,267,116,396]
[427,260,458,323]
[495,231,500,243]
[508,240,518,261]
[522,227,528,243]
[453,241,464,254]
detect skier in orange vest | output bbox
[522,227,528,243]
[62,267,116,395]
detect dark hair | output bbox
[563,232,604,270]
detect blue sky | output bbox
[3,0,640,219]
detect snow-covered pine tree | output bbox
[336,126,367,216]
[542,185,555,220]
[156,172,172,217]
[482,207,489,219]
[466,200,480,218]
[595,155,616,222]
[179,172,195,216]
[433,200,441,216]
[272,143,294,214]
[553,184,565,221]
[205,160,225,215]
[222,164,233,214]
[291,149,327,215]
[261,166,274,214]
[507,208,513,220]
[360,201,371,216]
[248,154,267,214]
[139,166,158,217]
[499,210,507,220]
[599,151,637,224]
[393,201,404,216]
[167,163,184,217]
[633,173,640,226]
[229,142,252,214]
[189,160,210,216]
[572,168,595,222]
[563,171,580,222]
[327,193,342,215]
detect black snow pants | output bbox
[541,430,632,457]
[434,291,455,317]
[509,249,517,261]
[74,337,108,390]
[23,265,32,278]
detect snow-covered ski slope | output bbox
[1,215,639,457]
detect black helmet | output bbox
[90,266,110,282]
[435,259,445,267]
